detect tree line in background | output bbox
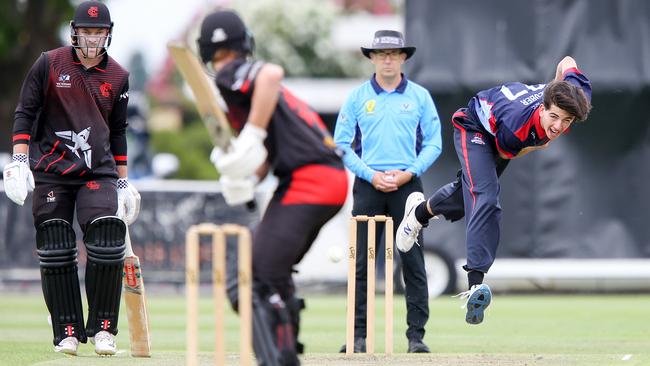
[0,0,401,180]
[235,0,371,77]
[147,0,397,179]
[0,0,74,153]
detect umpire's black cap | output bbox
[197,10,253,64]
[72,1,112,29]
[361,30,416,60]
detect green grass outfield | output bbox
[1,292,649,365]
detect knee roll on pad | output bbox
[84,216,127,263]
[83,216,126,337]
[36,219,87,344]
[37,218,77,266]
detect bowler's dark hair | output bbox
[543,80,592,121]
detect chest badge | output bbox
[365,99,376,114]
[100,82,112,97]
[55,127,92,168]
[56,74,72,88]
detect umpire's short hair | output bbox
[543,80,592,121]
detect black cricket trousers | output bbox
[351,177,429,341]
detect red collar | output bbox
[70,46,108,71]
[533,106,547,139]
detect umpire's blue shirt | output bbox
[334,74,442,183]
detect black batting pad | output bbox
[36,219,87,345]
[83,216,126,337]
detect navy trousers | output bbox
[430,109,510,273]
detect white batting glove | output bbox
[210,146,225,167]
[3,154,34,206]
[214,124,267,179]
[116,178,141,224]
[219,175,258,206]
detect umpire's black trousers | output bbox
[351,176,429,341]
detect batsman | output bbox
[196,9,348,366]
[2,1,140,356]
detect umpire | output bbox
[333,30,442,353]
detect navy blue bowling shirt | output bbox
[467,68,591,158]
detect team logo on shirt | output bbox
[86,181,100,190]
[365,99,376,114]
[55,127,92,169]
[400,103,413,113]
[56,74,71,88]
[100,82,112,97]
[46,191,56,203]
[471,132,485,145]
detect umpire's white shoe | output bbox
[396,192,426,252]
[93,330,117,356]
[54,336,79,355]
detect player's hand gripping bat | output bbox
[167,42,257,210]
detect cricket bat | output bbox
[167,42,233,149]
[123,228,152,357]
[167,41,257,210]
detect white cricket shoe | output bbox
[396,192,426,252]
[93,330,117,356]
[54,336,79,355]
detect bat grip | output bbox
[245,200,257,212]
[124,226,135,257]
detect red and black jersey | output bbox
[13,46,129,184]
[215,57,343,178]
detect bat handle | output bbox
[245,200,257,212]
[124,226,135,257]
